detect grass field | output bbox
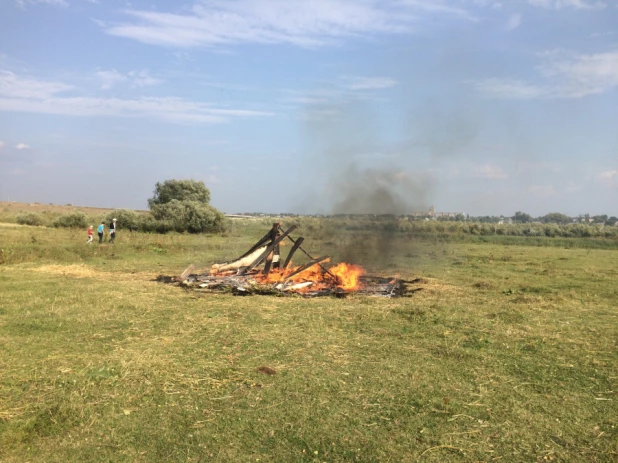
[1,218,617,462]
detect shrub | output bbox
[16,213,44,227]
[138,215,175,234]
[150,200,227,233]
[103,209,139,231]
[53,212,88,229]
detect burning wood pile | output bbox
[178,223,413,297]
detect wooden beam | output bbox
[283,255,330,281]
[282,237,304,269]
[242,225,298,274]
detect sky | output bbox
[0,0,617,216]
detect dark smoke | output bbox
[297,98,433,267]
[297,91,481,268]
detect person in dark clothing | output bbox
[97,222,105,243]
[109,218,117,244]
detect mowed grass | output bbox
[1,223,617,462]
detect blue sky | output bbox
[0,0,617,216]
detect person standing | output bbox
[87,225,93,244]
[109,218,117,244]
[97,222,105,243]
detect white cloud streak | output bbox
[102,0,480,49]
[0,70,72,99]
[0,141,5,150]
[343,76,398,90]
[527,0,606,10]
[476,49,618,99]
[15,0,68,8]
[96,69,163,90]
[473,163,508,179]
[15,143,30,149]
[0,70,273,124]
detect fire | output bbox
[329,262,364,290]
[252,260,365,292]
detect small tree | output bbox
[148,179,211,208]
[104,209,139,231]
[512,211,532,223]
[151,200,225,233]
[53,212,88,229]
[542,212,571,224]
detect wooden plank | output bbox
[263,250,274,274]
[178,264,195,281]
[242,225,298,274]
[282,237,304,269]
[284,235,339,282]
[283,255,330,281]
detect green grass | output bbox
[1,221,617,462]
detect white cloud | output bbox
[0,141,5,150]
[102,0,479,49]
[528,185,557,197]
[96,69,127,90]
[0,70,72,99]
[597,169,618,187]
[128,69,164,87]
[540,50,618,97]
[343,76,398,90]
[505,13,522,31]
[15,0,68,8]
[475,78,545,99]
[15,143,30,150]
[527,0,605,10]
[473,163,508,179]
[598,169,618,179]
[0,70,272,124]
[476,49,618,99]
[96,69,163,90]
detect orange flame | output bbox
[329,262,365,291]
[210,258,366,293]
[253,260,365,292]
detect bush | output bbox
[150,200,227,233]
[138,215,175,234]
[16,213,44,227]
[103,209,139,231]
[53,212,88,229]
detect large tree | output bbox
[148,179,211,208]
[146,179,226,234]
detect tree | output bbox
[512,211,532,223]
[146,179,226,234]
[542,212,571,224]
[148,179,211,208]
[151,200,226,233]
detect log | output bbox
[211,246,267,273]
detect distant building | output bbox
[408,206,463,219]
